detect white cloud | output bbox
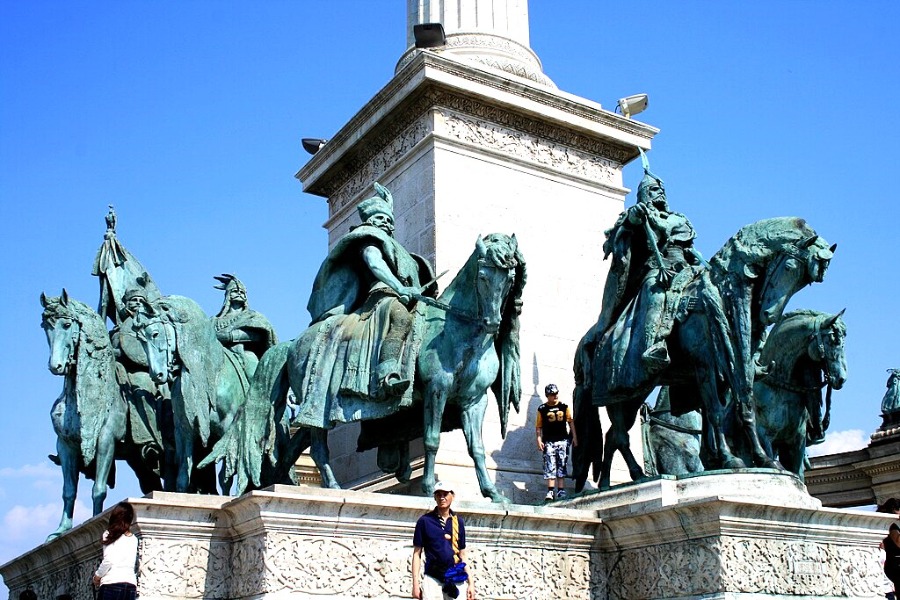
[3,503,60,542]
[807,429,868,457]
[0,498,93,568]
[0,462,58,480]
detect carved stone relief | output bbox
[319,85,630,205]
[329,116,432,217]
[239,533,410,596]
[9,561,95,600]
[138,537,232,599]
[606,538,721,600]
[606,536,889,599]
[720,538,887,597]
[469,546,602,599]
[440,109,618,184]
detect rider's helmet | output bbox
[544,383,559,396]
[636,148,667,209]
[357,181,395,222]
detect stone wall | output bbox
[2,474,894,599]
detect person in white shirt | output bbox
[92,501,138,600]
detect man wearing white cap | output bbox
[412,482,475,599]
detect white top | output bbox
[95,530,138,586]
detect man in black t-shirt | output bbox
[536,383,578,501]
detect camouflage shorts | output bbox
[542,440,569,479]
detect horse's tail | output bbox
[491,254,526,438]
[491,322,521,438]
[571,382,603,492]
[571,335,603,492]
[198,341,291,495]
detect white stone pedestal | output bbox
[2,474,893,599]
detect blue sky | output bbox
[1,0,898,579]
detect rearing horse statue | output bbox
[200,234,525,502]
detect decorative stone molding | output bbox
[297,52,655,200]
[720,538,884,597]
[323,88,629,223]
[440,108,623,184]
[807,427,900,507]
[138,537,232,598]
[4,480,893,600]
[396,33,555,88]
[328,115,432,218]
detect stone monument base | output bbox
[1,473,893,599]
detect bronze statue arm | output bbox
[217,328,260,344]
[362,245,420,302]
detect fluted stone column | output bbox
[397,0,555,87]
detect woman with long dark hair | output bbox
[92,501,138,600]
[883,522,900,600]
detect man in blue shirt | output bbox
[412,482,475,599]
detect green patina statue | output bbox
[93,207,173,489]
[749,309,847,479]
[212,273,277,381]
[574,155,836,490]
[89,208,278,495]
[297,182,436,420]
[41,291,161,540]
[201,183,525,502]
[882,368,900,426]
[644,309,848,481]
[132,292,272,494]
[595,151,703,381]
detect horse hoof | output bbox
[756,457,781,470]
[395,464,412,483]
[487,491,509,504]
[45,529,66,543]
[722,457,745,469]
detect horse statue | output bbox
[200,233,525,502]
[133,295,247,493]
[744,309,847,479]
[575,217,835,490]
[41,291,160,540]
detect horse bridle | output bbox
[422,258,512,326]
[762,315,840,392]
[45,311,81,374]
[761,314,841,434]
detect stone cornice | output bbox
[806,429,900,506]
[297,51,656,200]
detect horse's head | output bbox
[40,290,81,376]
[470,233,525,335]
[757,224,835,326]
[808,309,847,390]
[133,310,176,384]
